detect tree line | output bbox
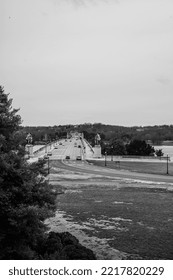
[20,123,173,147]
[101,139,164,157]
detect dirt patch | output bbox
[46,210,128,260]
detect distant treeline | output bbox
[20,123,173,146]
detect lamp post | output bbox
[45,144,48,154]
[111,145,113,161]
[105,151,107,166]
[166,154,169,175]
[83,146,86,160]
[47,156,50,175]
[80,146,83,160]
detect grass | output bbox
[87,160,173,176]
[54,183,173,259]
[48,160,173,259]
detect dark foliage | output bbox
[126,139,155,156]
[155,149,164,157]
[37,232,96,260]
[103,139,126,155]
[0,86,96,260]
[0,86,57,259]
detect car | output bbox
[59,142,62,145]
[78,145,81,148]
[47,152,52,156]
[65,155,70,160]
[54,146,58,149]
[38,157,44,162]
[76,156,82,160]
[44,154,49,160]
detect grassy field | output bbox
[48,160,173,259]
[52,182,173,260]
[88,160,173,176]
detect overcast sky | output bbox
[1,0,173,126]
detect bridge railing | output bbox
[83,139,94,153]
[33,141,58,155]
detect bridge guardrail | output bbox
[33,141,58,155]
[83,139,94,153]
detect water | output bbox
[154,145,173,159]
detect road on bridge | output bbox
[36,135,173,184]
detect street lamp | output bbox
[44,156,50,175]
[48,156,50,174]
[166,154,169,175]
[80,146,83,160]
[111,145,113,161]
[105,151,107,166]
[45,144,48,154]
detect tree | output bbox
[126,139,155,156]
[110,139,126,155]
[0,86,57,259]
[0,87,22,152]
[0,86,96,260]
[155,149,164,157]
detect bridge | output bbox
[30,133,95,161]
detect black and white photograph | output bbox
[1,0,173,269]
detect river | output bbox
[154,145,173,159]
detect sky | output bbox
[1,0,173,126]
